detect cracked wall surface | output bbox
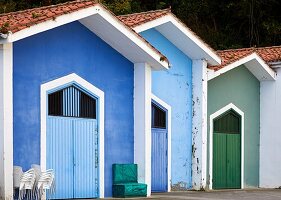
[141,28,193,189]
[192,59,208,190]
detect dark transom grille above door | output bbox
[151,102,166,129]
[48,85,97,119]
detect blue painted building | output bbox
[13,21,135,197]
[119,10,221,190]
[142,28,193,189]
[0,2,169,199]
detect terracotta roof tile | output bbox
[118,8,171,27]
[209,46,281,71]
[118,9,220,62]
[0,0,169,66]
[0,0,98,34]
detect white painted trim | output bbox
[0,43,13,199]
[208,53,276,81]
[270,61,281,68]
[40,73,105,198]
[5,7,98,43]
[151,93,171,192]
[134,63,152,196]
[209,103,244,190]
[1,4,169,70]
[133,14,221,65]
[91,6,169,70]
[134,15,170,33]
[192,59,208,190]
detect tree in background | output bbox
[0,0,280,49]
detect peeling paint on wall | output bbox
[171,182,189,191]
[192,59,208,190]
[140,28,193,189]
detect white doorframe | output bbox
[209,103,244,190]
[40,73,105,198]
[151,93,172,192]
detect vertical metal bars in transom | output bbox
[48,85,96,119]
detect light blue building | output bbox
[0,1,169,199]
[119,9,221,191]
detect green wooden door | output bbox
[213,110,241,189]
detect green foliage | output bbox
[103,0,133,15]
[0,0,17,13]
[0,0,280,49]
[0,22,10,34]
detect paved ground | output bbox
[105,189,281,200]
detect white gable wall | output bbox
[260,67,281,188]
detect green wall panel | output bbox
[208,65,260,188]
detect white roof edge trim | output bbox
[133,14,171,33]
[94,5,169,69]
[0,4,169,70]
[208,52,276,81]
[3,6,100,43]
[133,14,221,65]
[270,61,281,68]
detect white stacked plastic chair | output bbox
[37,169,55,199]
[31,164,42,200]
[19,168,36,200]
[13,166,23,197]
[13,166,23,188]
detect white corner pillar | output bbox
[134,63,151,196]
[192,59,208,190]
[0,43,14,199]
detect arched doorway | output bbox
[212,109,241,189]
[151,101,168,192]
[40,74,105,198]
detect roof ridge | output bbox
[217,47,255,53]
[118,7,171,17]
[255,45,281,50]
[217,45,281,53]
[0,0,97,17]
[0,0,169,66]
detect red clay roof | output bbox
[118,8,171,28]
[118,9,221,63]
[209,46,281,71]
[0,0,99,33]
[0,0,169,65]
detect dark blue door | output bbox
[151,102,168,192]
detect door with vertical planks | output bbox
[151,102,168,192]
[73,119,98,198]
[47,85,98,199]
[213,110,241,189]
[47,117,74,199]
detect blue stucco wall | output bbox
[141,29,193,189]
[13,21,134,197]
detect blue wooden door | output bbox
[47,117,74,199]
[151,102,168,192]
[73,119,98,198]
[47,117,98,199]
[151,128,168,192]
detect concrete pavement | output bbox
[106,189,281,200]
